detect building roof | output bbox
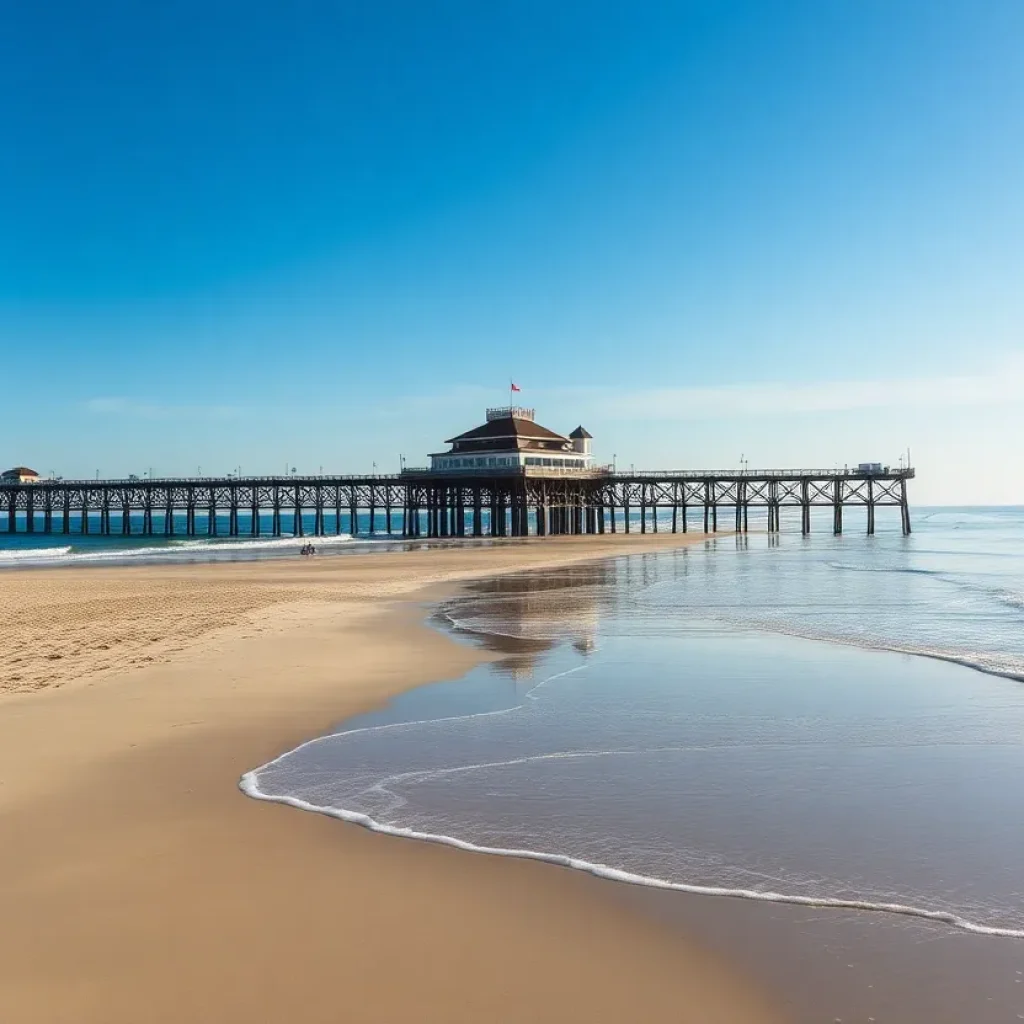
[2,466,39,477]
[430,436,582,456]
[445,415,569,446]
[568,426,592,439]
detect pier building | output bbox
[429,408,596,474]
[1,467,40,484]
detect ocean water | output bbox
[0,504,889,568]
[0,506,683,568]
[0,511,414,567]
[242,506,1024,1017]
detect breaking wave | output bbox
[0,534,354,566]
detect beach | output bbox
[0,535,784,1023]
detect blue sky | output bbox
[2,1,1022,501]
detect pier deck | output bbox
[0,468,914,538]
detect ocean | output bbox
[0,512,413,567]
[241,505,1024,1021]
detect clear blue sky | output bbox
[2,1,1022,501]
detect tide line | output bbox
[238,769,1024,940]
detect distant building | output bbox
[428,408,597,474]
[1,467,40,484]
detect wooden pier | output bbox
[0,467,914,538]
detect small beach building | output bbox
[1,467,40,484]
[429,408,596,473]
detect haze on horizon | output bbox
[2,1,1022,506]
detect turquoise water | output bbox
[0,511,364,566]
[1,503,901,567]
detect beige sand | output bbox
[0,536,784,1023]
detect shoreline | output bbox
[0,535,783,1023]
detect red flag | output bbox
[511,382,521,392]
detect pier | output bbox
[0,467,914,538]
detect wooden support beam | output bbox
[901,478,912,535]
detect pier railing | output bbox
[24,466,913,487]
[615,467,914,479]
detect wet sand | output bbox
[0,535,783,1023]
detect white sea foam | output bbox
[726,604,1024,683]
[0,545,73,563]
[0,534,354,566]
[239,762,1024,940]
[169,535,354,553]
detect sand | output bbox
[0,535,785,1023]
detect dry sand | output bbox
[0,535,785,1023]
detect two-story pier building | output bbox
[429,407,594,474]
